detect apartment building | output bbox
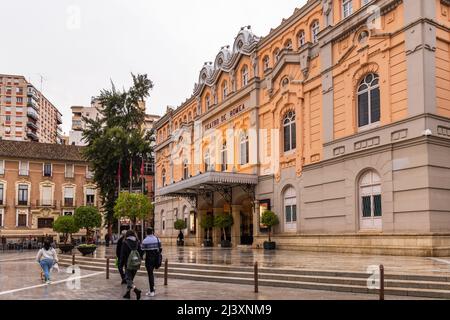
[0,140,99,240]
[154,0,450,256]
[0,74,63,144]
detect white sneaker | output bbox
[146,291,156,297]
[45,280,51,285]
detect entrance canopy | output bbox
[157,172,258,198]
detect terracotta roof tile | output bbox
[0,140,86,162]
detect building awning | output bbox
[157,171,258,198]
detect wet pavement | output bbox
[62,245,450,276]
[0,253,422,300]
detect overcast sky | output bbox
[0,0,306,134]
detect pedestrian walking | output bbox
[116,230,127,284]
[120,230,143,300]
[141,228,163,297]
[36,240,59,284]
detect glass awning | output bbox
[156,171,258,197]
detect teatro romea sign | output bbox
[204,103,246,131]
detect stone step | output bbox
[58,259,450,299]
[59,255,450,282]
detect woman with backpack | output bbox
[120,230,143,300]
[36,240,59,284]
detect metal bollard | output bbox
[72,254,76,274]
[254,262,259,293]
[164,259,168,286]
[379,265,385,301]
[106,258,110,280]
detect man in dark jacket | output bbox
[116,230,127,284]
[141,228,162,297]
[120,230,143,300]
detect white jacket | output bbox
[36,248,58,263]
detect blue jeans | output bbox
[39,259,54,281]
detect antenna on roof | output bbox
[36,73,47,92]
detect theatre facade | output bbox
[154,0,450,256]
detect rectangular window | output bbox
[65,164,74,178]
[16,97,23,104]
[362,196,372,218]
[285,205,292,223]
[370,87,381,124]
[19,161,29,176]
[358,92,369,127]
[86,188,95,206]
[0,209,3,227]
[0,184,4,205]
[343,0,353,18]
[0,160,4,175]
[38,218,54,229]
[18,214,27,227]
[64,187,75,207]
[43,163,52,177]
[18,184,29,206]
[374,195,382,217]
[42,186,52,206]
[64,211,74,216]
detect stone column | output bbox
[213,208,223,246]
[196,210,207,246]
[252,200,260,239]
[231,205,242,247]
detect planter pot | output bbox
[177,240,185,246]
[77,245,97,256]
[58,244,74,254]
[263,241,276,250]
[220,240,232,248]
[203,239,213,247]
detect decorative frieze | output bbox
[391,129,408,142]
[354,137,380,151]
[333,146,345,157]
[437,126,450,138]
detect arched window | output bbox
[204,149,210,172]
[311,20,320,44]
[240,131,249,165]
[298,30,306,48]
[285,39,293,51]
[221,141,227,172]
[283,111,296,153]
[205,94,211,110]
[359,170,382,230]
[263,56,270,71]
[188,112,192,122]
[222,81,228,100]
[357,73,380,128]
[273,48,281,63]
[343,0,353,18]
[284,187,297,232]
[183,159,189,180]
[241,66,249,87]
[161,168,166,187]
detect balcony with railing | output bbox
[16,199,30,207]
[61,198,75,208]
[27,109,39,121]
[34,200,58,209]
[56,113,63,125]
[26,131,39,141]
[27,121,38,131]
[27,99,39,111]
[27,86,38,101]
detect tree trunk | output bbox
[107,223,112,245]
[223,228,227,242]
[268,227,271,242]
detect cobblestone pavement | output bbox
[0,256,421,300]
[38,245,450,276]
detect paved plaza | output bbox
[1,247,449,300]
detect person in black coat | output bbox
[116,230,127,284]
[120,230,143,300]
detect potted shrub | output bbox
[74,206,102,256]
[200,215,214,247]
[214,213,234,248]
[53,215,80,254]
[261,210,280,250]
[174,219,187,246]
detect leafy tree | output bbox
[74,206,102,244]
[114,192,152,230]
[214,213,234,242]
[82,74,154,239]
[200,215,214,242]
[261,210,280,242]
[174,219,187,231]
[53,216,80,245]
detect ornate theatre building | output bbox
[154,0,450,256]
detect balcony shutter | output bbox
[42,186,52,205]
